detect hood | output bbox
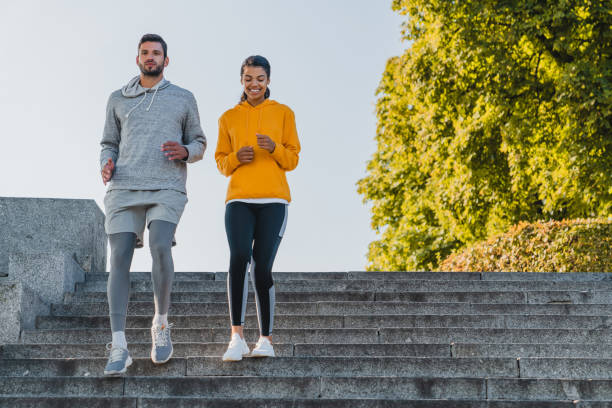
[121,76,171,119]
[235,99,278,133]
[121,75,171,98]
[235,98,278,110]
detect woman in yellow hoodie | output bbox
[215,55,300,361]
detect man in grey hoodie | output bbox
[100,34,206,376]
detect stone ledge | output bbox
[0,197,106,274]
[0,282,48,344]
[8,251,85,304]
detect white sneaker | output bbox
[222,333,250,362]
[250,337,275,358]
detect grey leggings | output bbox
[107,220,177,332]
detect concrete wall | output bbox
[0,197,106,274]
[0,282,48,343]
[0,197,106,344]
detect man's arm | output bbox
[100,94,120,182]
[181,93,206,163]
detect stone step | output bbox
[5,342,612,359]
[2,397,605,408]
[49,301,612,316]
[21,327,612,344]
[22,328,380,344]
[82,271,612,282]
[75,279,612,293]
[3,356,611,380]
[67,291,378,303]
[0,376,485,399]
[0,342,294,358]
[36,314,612,330]
[84,271,484,282]
[379,327,612,344]
[65,290,612,304]
[0,356,522,378]
[481,272,612,282]
[86,272,488,282]
[488,378,612,400]
[376,290,612,304]
[0,342,446,359]
[37,314,344,329]
[2,376,612,400]
[343,314,612,330]
[451,343,612,358]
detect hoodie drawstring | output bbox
[257,108,263,133]
[146,86,159,111]
[125,93,147,119]
[125,85,160,118]
[244,103,264,136]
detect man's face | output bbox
[137,41,168,77]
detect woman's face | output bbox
[241,66,270,105]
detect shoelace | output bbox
[255,338,269,348]
[152,323,174,347]
[105,343,127,363]
[229,336,243,348]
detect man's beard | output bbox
[139,62,164,77]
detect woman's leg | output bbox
[225,202,256,337]
[251,203,288,339]
[107,232,137,343]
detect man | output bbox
[100,33,206,376]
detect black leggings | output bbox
[225,202,288,336]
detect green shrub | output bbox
[438,218,612,272]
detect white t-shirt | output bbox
[226,198,289,205]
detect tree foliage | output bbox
[439,218,612,272]
[358,0,612,271]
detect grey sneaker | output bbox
[104,343,132,376]
[151,323,174,364]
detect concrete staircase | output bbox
[1,270,612,407]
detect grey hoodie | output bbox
[100,76,206,193]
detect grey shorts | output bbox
[103,189,188,248]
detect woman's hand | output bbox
[256,133,276,153]
[237,146,254,163]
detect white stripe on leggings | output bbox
[279,205,288,237]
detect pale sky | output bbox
[0,1,405,272]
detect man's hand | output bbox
[237,146,254,164]
[162,141,188,160]
[256,134,276,153]
[101,158,114,185]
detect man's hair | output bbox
[138,34,167,58]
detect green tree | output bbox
[358,0,612,271]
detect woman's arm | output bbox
[270,108,301,171]
[215,117,242,176]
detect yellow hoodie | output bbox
[215,99,301,202]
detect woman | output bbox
[215,55,300,361]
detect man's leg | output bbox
[149,220,177,325]
[107,232,137,343]
[105,232,136,376]
[148,219,177,364]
